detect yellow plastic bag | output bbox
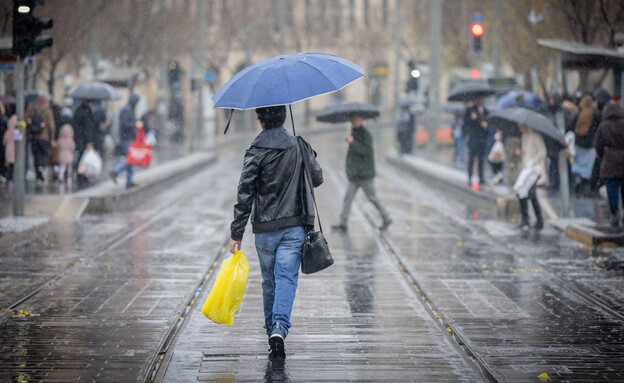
[201,250,249,325]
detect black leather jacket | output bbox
[230,127,323,241]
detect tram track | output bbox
[327,153,624,382]
[324,159,500,383]
[0,161,220,322]
[144,239,230,383]
[380,156,624,325]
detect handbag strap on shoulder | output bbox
[296,136,323,234]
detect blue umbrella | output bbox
[495,90,544,110]
[214,53,364,110]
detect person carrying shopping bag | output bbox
[229,105,323,360]
[110,93,141,189]
[515,124,547,231]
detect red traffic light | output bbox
[471,23,484,37]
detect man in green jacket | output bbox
[332,113,392,231]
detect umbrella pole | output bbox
[289,105,296,136]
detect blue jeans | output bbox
[254,226,305,337]
[113,140,134,184]
[604,178,624,214]
[454,136,466,164]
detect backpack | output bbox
[27,112,45,136]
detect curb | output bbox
[565,223,624,247]
[54,151,217,218]
[386,154,519,219]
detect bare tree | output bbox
[37,1,111,97]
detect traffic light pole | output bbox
[14,57,25,216]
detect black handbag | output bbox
[297,138,334,275]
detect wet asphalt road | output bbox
[0,126,623,382]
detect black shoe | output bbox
[126,182,139,189]
[109,171,118,184]
[610,213,620,228]
[379,219,392,231]
[533,220,544,230]
[331,224,347,232]
[268,335,285,359]
[517,221,530,231]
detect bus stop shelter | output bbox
[538,38,624,97]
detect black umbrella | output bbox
[442,104,465,115]
[67,81,121,101]
[316,101,380,123]
[447,82,495,102]
[486,107,566,149]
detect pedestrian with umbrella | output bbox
[315,101,391,232]
[215,53,362,360]
[448,82,494,186]
[515,123,547,230]
[487,108,566,230]
[464,95,490,186]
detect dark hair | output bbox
[256,105,286,129]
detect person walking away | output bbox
[25,95,55,183]
[488,130,505,184]
[451,111,465,164]
[594,102,624,227]
[463,95,489,186]
[229,105,323,360]
[2,115,16,191]
[396,105,415,154]
[73,100,99,186]
[516,124,547,230]
[56,124,76,184]
[332,113,392,231]
[569,95,600,196]
[110,93,140,189]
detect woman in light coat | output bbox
[516,124,546,230]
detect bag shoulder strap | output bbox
[296,136,323,234]
[135,127,146,144]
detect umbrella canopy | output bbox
[316,101,380,123]
[213,53,364,110]
[447,82,495,102]
[442,104,465,115]
[487,107,566,149]
[494,90,544,110]
[67,81,121,101]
